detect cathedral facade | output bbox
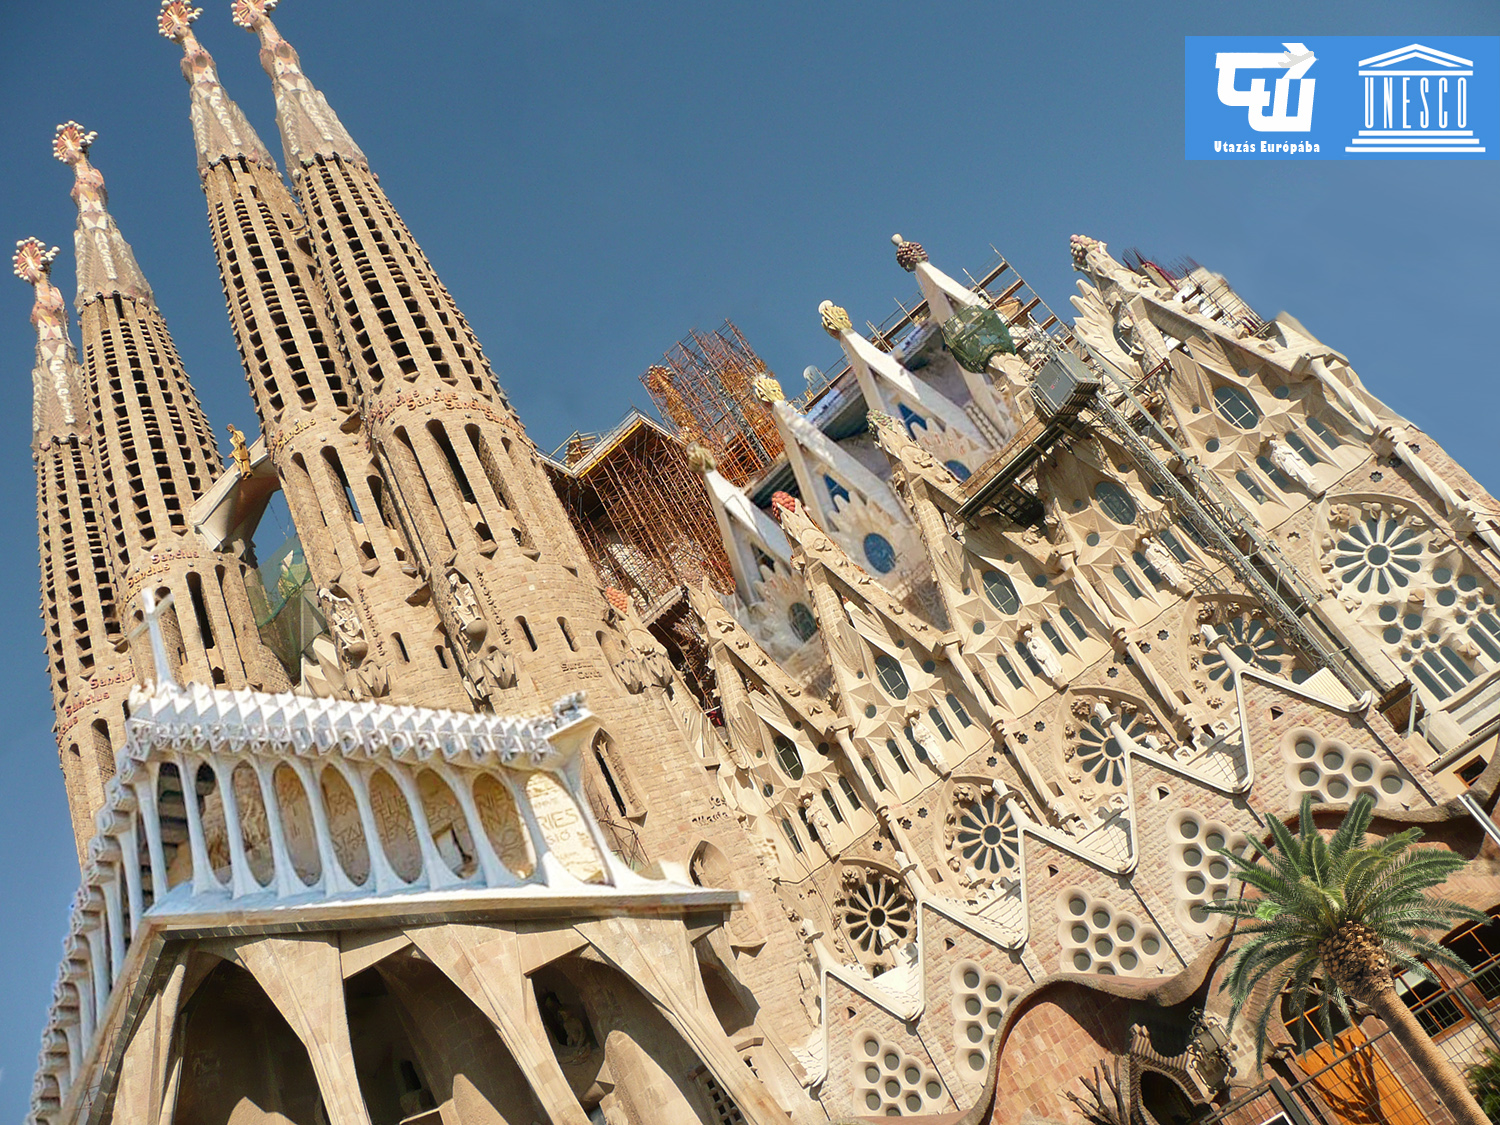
[15,4,1500,1125]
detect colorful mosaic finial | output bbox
[12,238,60,286]
[1070,234,1103,271]
[160,0,276,170]
[771,491,799,518]
[232,0,366,169]
[157,0,203,40]
[53,124,155,306]
[604,588,631,615]
[892,233,928,272]
[818,301,851,338]
[52,122,96,167]
[230,0,277,29]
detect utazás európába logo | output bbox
[1185,37,1497,159]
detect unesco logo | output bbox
[1185,37,1496,161]
[1347,44,1484,154]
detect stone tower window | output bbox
[981,569,1020,614]
[1093,480,1137,526]
[874,655,910,699]
[773,735,803,780]
[1213,384,1260,429]
[788,602,817,642]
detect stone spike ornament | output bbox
[231,0,367,170]
[159,0,277,171]
[14,238,81,437]
[52,123,154,307]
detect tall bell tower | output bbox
[158,0,468,708]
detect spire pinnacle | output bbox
[231,0,366,170]
[158,1,277,172]
[52,123,154,308]
[13,237,83,437]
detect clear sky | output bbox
[0,0,1496,1113]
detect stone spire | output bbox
[15,239,84,445]
[230,0,366,171]
[14,237,131,864]
[158,1,277,172]
[52,122,153,308]
[162,3,467,709]
[229,2,752,878]
[56,126,291,699]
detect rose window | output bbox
[841,872,914,960]
[1204,615,1298,686]
[954,794,1020,876]
[1333,517,1422,597]
[1075,705,1153,787]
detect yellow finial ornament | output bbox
[819,301,851,338]
[752,375,785,404]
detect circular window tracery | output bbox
[1075,705,1152,787]
[1333,517,1423,597]
[981,569,1021,614]
[840,870,914,965]
[952,792,1020,877]
[1203,615,1298,685]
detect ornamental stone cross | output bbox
[128,587,179,688]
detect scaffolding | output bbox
[641,320,785,487]
[549,412,735,618]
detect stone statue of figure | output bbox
[1267,438,1322,494]
[1023,626,1062,682]
[1140,535,1190,593]
[446,569,487,642]
[800,794,838,861]
[317,587,368,663]
[904,709,952,776]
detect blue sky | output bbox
[0,0,1496,1114]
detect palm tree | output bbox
[1209,792,1489,1125]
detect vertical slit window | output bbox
[862,756,887,791]
[886,738,912,774]
[186,572,215,651]
[517,617,537,651]
[839,776,863,810]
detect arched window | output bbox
[1235,470,1268,504]
[1213,385,1260,429]
[945,460,971,481]
[773,735,804,780]
[1307,415,1342,449]
[822,789,845,824]
[839,776,863,810]
[1113,565,1145,600]
[981,569,1020,614]
[781,818,803,854]
[825,475,851,508]
[863,533,897,574]
[946,693,972,728]
[788,602,818,642]
[995,650,1024,689]
[927,707,954,742]
[885,738,912,774]
[874,655,910,699]
[1093,480,1137,526]
[1060,606,1089,640]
